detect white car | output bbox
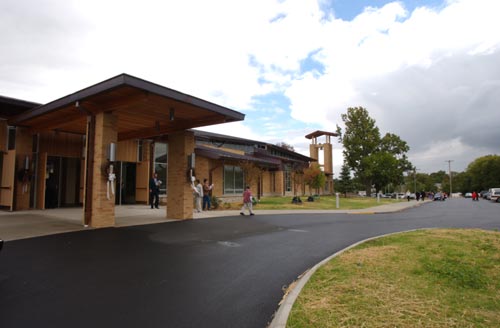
[488,188,500,202]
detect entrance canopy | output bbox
[9,74,245,140]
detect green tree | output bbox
[465,155,500,191]
[337,107,412,194]
[336,161,354,197]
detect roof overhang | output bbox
[305,130,338,139]
[195,145,281,167]
[8,74,245,141]
[0,95,40,119]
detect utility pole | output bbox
[445,160,453,197]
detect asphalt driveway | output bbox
[1,198,499,328]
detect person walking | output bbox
[149,172,161,209]
[202,179,214,210]
[240,185,254,216]
[406,190,411,202]
[192,179,203,212]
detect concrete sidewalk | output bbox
[0,200,430,241]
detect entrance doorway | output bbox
[45,156,81,208]
[115,161,136,205]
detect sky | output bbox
[1,0,499,175]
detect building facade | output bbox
[0,74,318,228]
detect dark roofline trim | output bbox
[195,145,280,166]
[194,129,316,162]
[0,95,41,109]
[10,73,245,125]
[192,129,265,146]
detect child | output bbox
[240,186,254,216]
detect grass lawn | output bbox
[219,195,402,210]
[287,229,500,327]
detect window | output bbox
[8,126,16,150]
[154,142,168,195]
[137,140,143,162]
[285,165,292,192]
[224,165,244,195]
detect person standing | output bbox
[202,179,214,210]
[240,185,254,216]
[149,172,160,209]
[406,190,411,202]
[192,179,203,212]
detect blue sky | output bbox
[327,0,446,20]
[1,0,499,174]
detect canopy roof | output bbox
[305,130,338,139]
[9,74,245,141]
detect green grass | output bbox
[220,195,401,210]
[287,229,500,327]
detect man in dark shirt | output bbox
[149,172,160,209]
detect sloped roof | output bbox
[9,74,245,140]
[0,95,40,119]
[195,144,281,166]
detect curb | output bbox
[268,229,423,328]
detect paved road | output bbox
[1,198,499,328]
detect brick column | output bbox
[87,112,118,228]
[323,143,333,175]
[167,131,194,220]
[309,144,318,161]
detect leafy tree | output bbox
[336,161,354,197]
[337,107,412,194]
[303,163,326,195]
[275,142,295,152]
[365,152,400,193]
[465,155,500,191]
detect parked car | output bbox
[464,192,472,198]
[0,237,3,253]
[480,190,489,199]
[434,192,445,201]
[489,188,500,202]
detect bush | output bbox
[210,196,221,209]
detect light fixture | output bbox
[169,108,175,121]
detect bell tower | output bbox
[305,130,338,194]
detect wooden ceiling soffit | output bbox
[118,115,227,141]
[91,91,152,113]
[28,111,86,133]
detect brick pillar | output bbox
[87,112,117,228]
[323,143,333,175]
[167,130,194,220]
[309,144,318,160]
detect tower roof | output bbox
[305,130,338,139]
